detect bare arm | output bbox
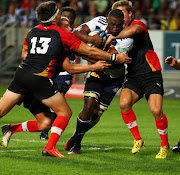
[104,24,143,50]
[21,46,28,60]
[62,57,111,74]
[165,56,180,70]
[75,41,132,64]
[73,24,103,47]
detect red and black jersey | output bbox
[127,19,161,75]
[20,24,81,78]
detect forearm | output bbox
[73,30,93,43]
[75,42,111,61]
[66,64,95,74]
[114,25,142,39]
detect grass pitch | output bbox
[0,86,180,175]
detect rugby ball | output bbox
[87,30,107,47]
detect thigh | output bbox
[22,96,51,116]
[0,89,24,117]
[41,92,71,119]
[84,72,105,101]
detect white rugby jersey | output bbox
[76,16,134,78]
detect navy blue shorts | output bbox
[84,71,124,105]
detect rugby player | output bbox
[165,55,180,153]
[64,9,134,155]
[0,1,132,158]
[104,0,169,159]
[40,7,76,140]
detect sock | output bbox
[45,116,69,150]
[121,108,141,141]
[74,117,98,147]
[9,120,39,134]
[155,114,169,147]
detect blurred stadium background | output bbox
[0,0,180,99]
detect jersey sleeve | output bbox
[85,17,100,32]
[60,28,82,50]
[131,20,148,35]
[114,38,134,54]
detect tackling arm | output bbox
[75,41,132,64]
[62,57,111,74]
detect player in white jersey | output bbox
[64,9,134,154]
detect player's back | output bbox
[21,24,63,78]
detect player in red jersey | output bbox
[165,56,180,153]
[104,0,169,159]
[0,1,132,158]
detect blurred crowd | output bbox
[0,0,180,30]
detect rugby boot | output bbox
[172,142,180,152]
[68,144,81,155]
[40,131,49,140]
[64,135,76,151]
[131,139,145,154]
[1,124,12,148]
[156,145,169,159]
[42,147,65,157]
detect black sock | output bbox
[74,117,98,147]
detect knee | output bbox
[39,117,52,131]
[119,99,132,111]
[150,107,162,118]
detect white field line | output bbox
[0,138,165,152]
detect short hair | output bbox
[108,9,124,19]
[36,1,58,24]
[60,6,76,24]
[112,0,133,12]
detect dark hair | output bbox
[60,6,76,24]
[108,9,124,19]
[36,1,58,23]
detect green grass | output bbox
[0,86,180,175]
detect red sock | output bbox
[121,108,141,140]
[9,120,39,134]
[45,116,69,150]
[155,114,169,147]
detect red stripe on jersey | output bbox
[34,59,58,78]
[145,50,161,72]
[131,20,148,36]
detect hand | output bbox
[165,56,177,67]
[103,35,115,51]
[92,61,111,71]
[116,53,132,63]
[91,31,104,47]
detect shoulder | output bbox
[131,19,148,33]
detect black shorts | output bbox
[18,96,51,116]
[8,68,59,100]
[84,71,124,105]
[122,71,164,100]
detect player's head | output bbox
[60,6,76,26]
[107,9,124,36]
[111,0,133,26]
[36,1,61,25]
[60,17,72,32]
